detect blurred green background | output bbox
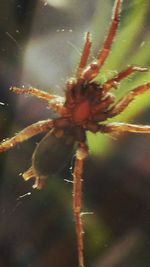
[0,0,150,267]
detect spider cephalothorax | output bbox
[65,79,115,126]
[0,0,150,266]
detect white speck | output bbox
[0,102,5,105]
[17,192,31,200]
[64,179,73,183]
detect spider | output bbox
[0,0,150,266]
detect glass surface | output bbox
[0,0,150,266]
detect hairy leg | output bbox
[107,82,150,117]
[96,0,122,69]
[73,143,88,267]
[11,87,66,115]
[83,0,122,81]
[76,32,92,79]
[102,66,149,92]
[11,87,61,101]
[0,119,54,152]
[99,122,150,134]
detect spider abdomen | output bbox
[32,128,75,179]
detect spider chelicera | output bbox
[0,0,150,266]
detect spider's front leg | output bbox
[96,0,122,69]
[102,66,149,92]
[0,119,54,152]
[76,32,92,79]
[82,0,122,81]
[73,143,88,267]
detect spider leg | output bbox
[102,66,149,92]
[0,119,53,152]
[76,32,92,79]
[98,122,150,134]
[73,143,88,267]
[107,82,150,117]
[11,86,61,101]
[11,87,66,115]
[96,0,122,69]
[82,0,122,81]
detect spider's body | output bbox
[32,128,75,188]
[32,80,114,185]
[0,0,150,266]
[64,80,114,125]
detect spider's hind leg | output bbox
[0,119,54,153]
[99,122,150,134]
[73,143,88,267]
[0,119,54,188]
